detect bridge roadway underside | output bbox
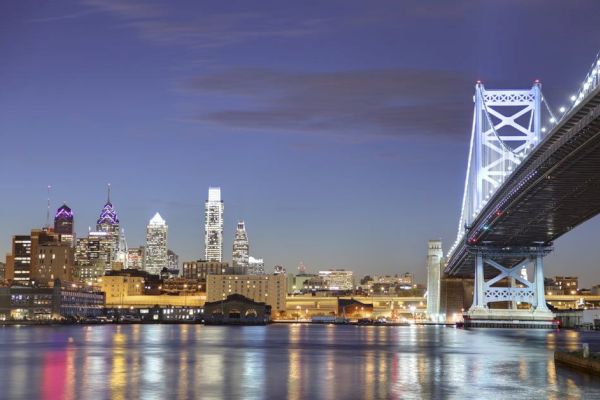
[447,85,600,277]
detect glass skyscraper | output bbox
[232,220,249,271]
[145,213,168,275]
[204,187,224,262]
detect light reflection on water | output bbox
[0,325,599,399]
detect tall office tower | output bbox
[75,233,112,281]
[204,187,224,262]
[96,185,120,269]
[54,203,75,246]
[145,213,168,275]
[232,221,249,271]
[426,240,444,322]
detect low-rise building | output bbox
[0,280,104,320]
[203,294,271,324]
[206,274,286,313]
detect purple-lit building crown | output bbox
[97,202,120,226]
[55,204,73,221]
[54,203,74,235]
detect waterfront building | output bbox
[204,187,224,262]
[206,273,287,312]
[127,247,145,270]
[426,240,444,322]
[0,280,105,320]
[318,269,355,291]
[53,203,75,246]
[0,261,5,281]
[248,256,265,275]
[144,213,168,275]
[203,294,272,324]
[232,221,249,272]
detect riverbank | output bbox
[555,350,600,375]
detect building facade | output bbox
[0,281,104,320]
[99,274,145,305]
[75,232,112,281]
[182,260,228,283]
[206,273,287,312]
[318,269,355,291]
[232,221,249,271]
[145,213,168,275]
[127,247,145,270]
[204,187,224,262]
[426,240,444,322]
[248,256,265,275]
[33,243,75,285]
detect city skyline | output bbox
[4,1,600,284]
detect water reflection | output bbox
[0,325,599,399]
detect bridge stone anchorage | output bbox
[445,53,600,328]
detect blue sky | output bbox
[2,0,600,284]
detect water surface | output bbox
[0,324,598,399]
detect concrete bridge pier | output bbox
[465,245,556,328]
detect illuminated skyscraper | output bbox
[54,203,75,246]
[204,187,224,262]
[145,213,168,275]
[232,221,249,271]
[426,240,444,322]
[96,185,120,269]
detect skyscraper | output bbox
[426,240,444,322]
[145,212,168,275]
[232,220,249,272]
[54,203,75,246]
[204,187,224,262]
[96,185,120,269]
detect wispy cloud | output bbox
[183,68,474,140]
[82,0,324,48]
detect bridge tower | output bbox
[454,82,554,326]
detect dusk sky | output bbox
[3,0,600,284]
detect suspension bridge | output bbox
[444,52,600,327]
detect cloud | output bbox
[184,68,474,140]
[82,0,324,48]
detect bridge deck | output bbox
[446,84,600,276]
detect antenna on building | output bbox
[107,183,111,203]
[45,185,52,229]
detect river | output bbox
[0,324,598,399]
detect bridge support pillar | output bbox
[534,254,550,312]
[465,245,555,328]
